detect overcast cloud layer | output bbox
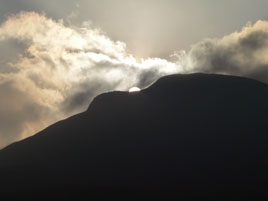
[0,12,268,148]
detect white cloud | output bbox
[0,12,178,148]
[177,20,268,83]
[1,12,268,148]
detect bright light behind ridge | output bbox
[129,87,141,93]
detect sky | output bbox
[1,0,268,148]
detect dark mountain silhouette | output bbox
[0,73,268,201]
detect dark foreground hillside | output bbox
[1,73,268,201]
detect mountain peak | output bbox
[1,73,268,201]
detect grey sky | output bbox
[1,1,268,148]
[1,0,268,58]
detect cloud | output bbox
[0,81,53,146]
[0,12,177,148]
[177,21,268,83]
[0,12,268,148]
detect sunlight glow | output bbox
[129,87,141,93]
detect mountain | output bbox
[0,73,268,201]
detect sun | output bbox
[128,87,141,93]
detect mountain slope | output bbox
[0,73,268,201]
